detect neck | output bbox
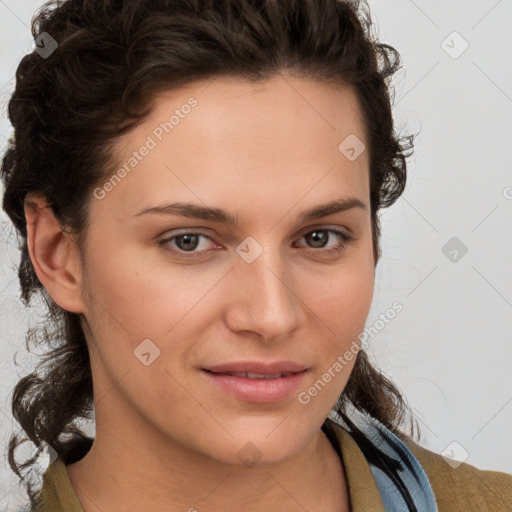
[66,416,349,512]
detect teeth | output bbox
[222,371,290,379]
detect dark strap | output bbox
[340,413,438,512]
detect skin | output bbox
[25,73,375,512]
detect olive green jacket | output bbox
[35,420,512,511]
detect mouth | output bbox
[202,360,307,375]
[201,363,308,403]
[203,370,299,379]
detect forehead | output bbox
[100,74,370,221]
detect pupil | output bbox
[308,231,327,248]
[177,234,199,251]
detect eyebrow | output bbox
[134,196,368,224]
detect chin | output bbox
[201,429,308,468]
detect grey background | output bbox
[1,0,511,510]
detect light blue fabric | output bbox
[342,413,438,512]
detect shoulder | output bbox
[402,436,512,511]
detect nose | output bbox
[224,247,301,343]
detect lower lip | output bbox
[202,370,308,403]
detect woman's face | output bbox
[79,74,375,465]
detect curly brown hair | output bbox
[1,0,416,505]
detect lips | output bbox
[202,362,308,402]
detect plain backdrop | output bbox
[1,1,511,510]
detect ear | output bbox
[24,192,86,313]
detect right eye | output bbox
[158,232,219,257]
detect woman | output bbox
[2,0,511,510]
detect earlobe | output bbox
[24,193,86,314]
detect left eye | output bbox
[159,229,351,257]
[295,229,350,251]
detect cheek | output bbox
[306,260,374,339]
[79,254,207,417]
[83,241,220,338]
[79,246,231,405]
[301,258,374,393]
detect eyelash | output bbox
[157,228,353,259]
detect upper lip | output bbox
[202,361,307,375]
